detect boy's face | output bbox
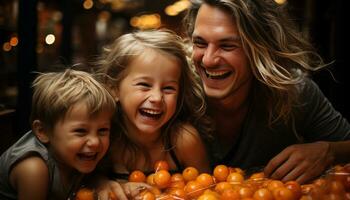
[48,102,112,174]
[116,50,180,138]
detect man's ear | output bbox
[32,120,50,143]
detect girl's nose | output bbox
[149,89,163,103]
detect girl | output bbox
[96,29,211,177]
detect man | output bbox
[184,0,350,183]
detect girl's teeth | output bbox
[143,109,161,115]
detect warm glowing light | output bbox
[83,0,94,9]
[45,34,55,45]
[274,0,287,4]
[165,0,191,16]
[3,42,12,52]
[130,14,161,30]
[9,37,18,46]
[130,17,140,27]
[165,6,178,16]
[173,0,191,12]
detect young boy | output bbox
[0,69,116,200]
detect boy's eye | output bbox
[74,128,86,133]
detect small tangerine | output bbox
[182,166,199,182]
[129,170,146,183]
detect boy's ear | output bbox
[32,120,50,143]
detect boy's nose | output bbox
[86,135,99,147]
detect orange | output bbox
[75,188,94,200]
[169,180,186,189]
[226,172,244,184]
[170,173,184,182]
[149,186,162,196]
[284,181,301,199]
[154,169,171,189]
[197,191,219,200]
[184,180,204,199]
[138,190,156,200]
[214,182,233,194]
[154,160,170,172]
[129,170,146,183]
[249,172,265,180]
[229,167,245,176]
[221,188,240,200]
[167,187,187,199]
[238,186,254,198]
[196,173,215,188]
[253,188,273,200]
[329,180,345,194]
[182,166,199,182]
[267,180,284,191]
[213,165,229,182]
[272,186,296,200]
[146,173,155,186]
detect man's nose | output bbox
[202,44,220,67]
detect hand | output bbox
[96,180,127,200]
[121,182,152,198]
[264,141,334,184]
[96,180,151,200]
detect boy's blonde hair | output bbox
[30,68,116,131]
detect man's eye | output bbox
[220,44,239,51]
[193,40,207,48]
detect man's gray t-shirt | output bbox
[207,78,350,170]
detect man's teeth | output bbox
[205,70,227,76]
[205,69,231,78]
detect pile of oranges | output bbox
[75,161,350,200]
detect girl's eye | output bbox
[136,82,150,87]
[163,86,177,93]
[98,128,110,136]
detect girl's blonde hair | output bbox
[96,29,211,170]
[30,68,116,131]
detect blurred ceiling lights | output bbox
[165,0,191,16]
[97,0,144,11]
